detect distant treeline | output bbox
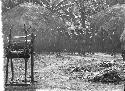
[34,28,122,54]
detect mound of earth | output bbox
[89,70,125,84]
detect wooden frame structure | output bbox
[5,24,36,86]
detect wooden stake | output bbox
[31,33,35,84]
[5,58,9,84]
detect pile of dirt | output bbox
[62,59,125,85]
[89,70,125,84]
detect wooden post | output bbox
[9,29,11,45]
[5,58,9,84]
[5,29,12,84]
[24,24,27,47]
[31,33,35,84]
[10,58,14,82]
[24,24,28,52]
[24,58,28,83]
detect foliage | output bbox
[3,0,125,53]
[2,3,68,52]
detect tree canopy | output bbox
[3,0,125,53]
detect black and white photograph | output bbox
[2,0,125,91]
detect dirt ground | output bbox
[4,53,125,91]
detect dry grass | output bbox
[4,53,125,91]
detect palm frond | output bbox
[56,11,71,21]
[55,3,74,12]
[51,0,57,10]
[73,0,79,6]
[40,0,50,7]
[90,4,125,31]
[62,9,75,19]
[54,0,67,10]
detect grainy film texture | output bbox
[2,0,125,91]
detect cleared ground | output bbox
[4,53,125,91]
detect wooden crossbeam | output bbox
[5,83,31,86]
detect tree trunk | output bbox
[79,6,86,28]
